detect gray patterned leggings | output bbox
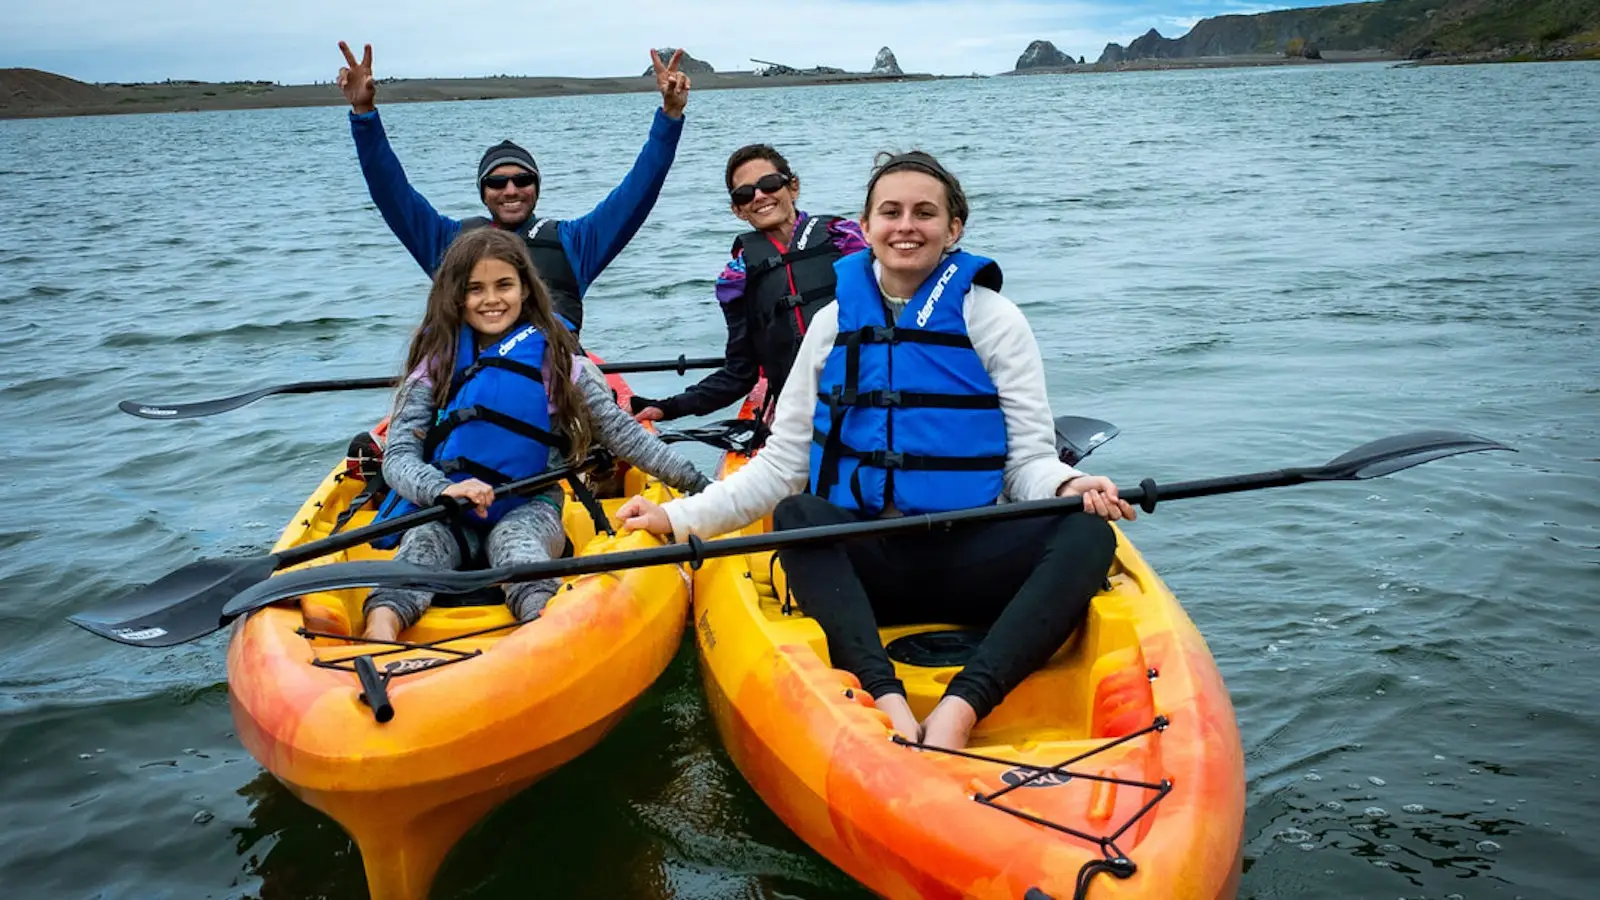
[363,498,567,627]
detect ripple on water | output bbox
[6,62,1600,900]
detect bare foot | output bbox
[874,692,922,742]
[919,696,979,751]
[362,607,402,643]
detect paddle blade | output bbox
[1319,430,1515,480]
[66,555,283,647]
[118,399,213,420]
[660,418,760,454]
[1055,416,1120,466]
[222,560,500,618]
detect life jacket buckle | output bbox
[875,451,905,470]
[871,326,896,343]
[877,390,902,408]
[781,292,804,309]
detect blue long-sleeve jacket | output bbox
[348,107,683,295]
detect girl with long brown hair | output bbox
[363,228,710,641]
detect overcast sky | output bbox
[5,0,1339,84]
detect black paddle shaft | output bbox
[222,428,1515,611]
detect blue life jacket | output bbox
[371,322,568,546]
[809,250,1008,516]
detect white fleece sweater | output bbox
[663,281,1085,541]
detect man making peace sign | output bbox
[337,42,693,334]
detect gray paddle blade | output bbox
[1055,416,1120,466]
[660,418,760,453]
[223,560,500,618]
[67,555,283,647]
[1320,430,1515,480]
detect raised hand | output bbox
[337,41,376,114]
[650,49,691,119]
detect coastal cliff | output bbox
[1097,0,1600,64]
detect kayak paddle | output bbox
[118,355,728,420]
[65,455,608,648]
[209,429,1510,638]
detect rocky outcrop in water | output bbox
[872,47,903,76]
[641,49,715,76]
[1015,40,1075,70]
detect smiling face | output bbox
[481,164,539,228]
[462,256,527,339]
[728,158,800,235]
[863,170,964,291]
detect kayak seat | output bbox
[885,628,985,667]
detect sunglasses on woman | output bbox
[482,172,538,190]
[729,172,792,206]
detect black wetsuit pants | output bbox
[773,493,1117,720]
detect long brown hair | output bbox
[400,228,592,463]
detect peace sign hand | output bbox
[650,49,691,119]
[337,41,376,115]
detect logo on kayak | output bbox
[113,626,168,642]
[696,608,716,650]
[384,656,449,675]
[1000,766,1073,789]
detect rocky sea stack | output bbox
[872,47,904,76]
[641,49,715,76]
[1015,40,1076,70]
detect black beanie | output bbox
[477,140,540,192]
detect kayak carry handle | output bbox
[354,654,394,724]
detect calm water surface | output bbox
[1,60,1597,899]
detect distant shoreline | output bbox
[2,51,1589,121]
[0,71,937,121]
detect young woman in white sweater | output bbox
[618,151,1135,751]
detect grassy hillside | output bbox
[1106,0,1600,61]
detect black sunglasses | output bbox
[729,172,791,206]
[482,172,538,190]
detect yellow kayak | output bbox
[227,429,690,900]
[693,457,1246,898]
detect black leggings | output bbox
[773,493,1117,721]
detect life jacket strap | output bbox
[424,406,572,461]
[815,388,1000,410]
[832,325,975,349]
[445,354,545,405]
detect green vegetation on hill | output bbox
[1104,0,1600,62]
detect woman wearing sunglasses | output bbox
[630,144,866,426]
[618,151,1135,752]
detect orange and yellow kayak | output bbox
[693,457,1245,899]
[227,428,689,900]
